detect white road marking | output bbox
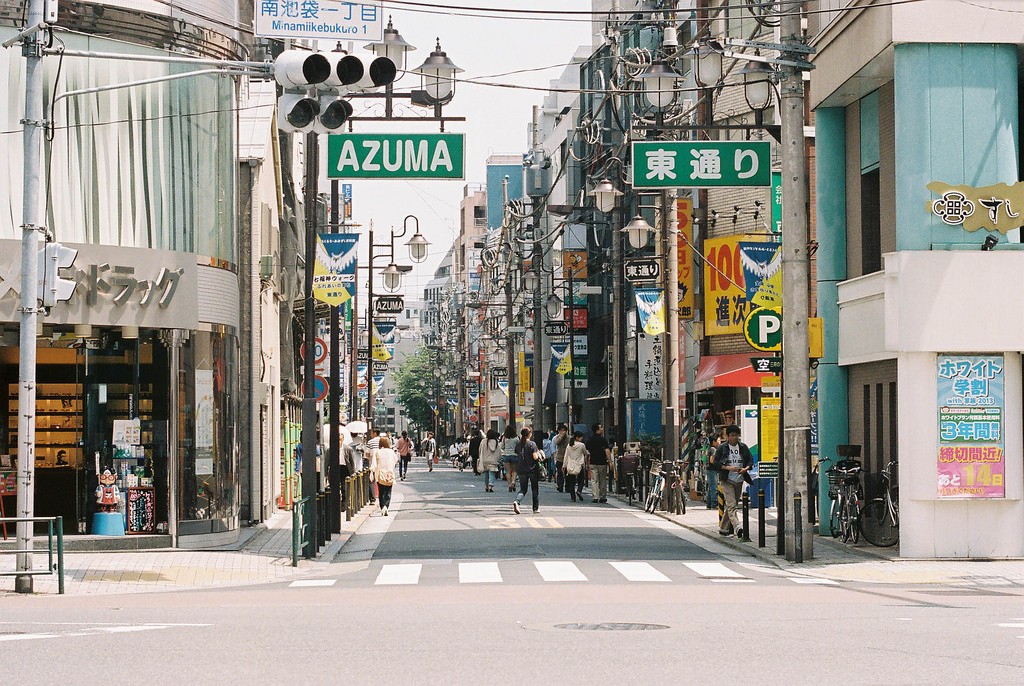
[683,562,746,579]
[534,561,587,582]
[459,562,503,584]
[0,634,60,642]
[787,577,838,585]
[610,561,670,582]
[997,623,1024,628]
[710,578,756,583]
[95,625,170,633]
[289,579,337,588]
[375,563,422,585]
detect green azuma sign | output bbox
[327,133,465,179]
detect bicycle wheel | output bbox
[829,499,841,538]
[844,498,860,544]
[645,479,661,512]
[860,498,899,547]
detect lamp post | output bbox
[591,180,625,443]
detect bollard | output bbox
[317,492,327,548]
[345,477,353,521]
[741,492,751,542]
[757,488,766,548]
[717,483,726,532]
[794,491,804,564]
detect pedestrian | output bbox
[562,430,587,503]
[479,428,502,492]
[422,431,436,472]
[584,423,611,503]
[711,424,753,538]
[552,424,569,492]
[468,427,483,475]
[500,425,519,492]
[704,434,722,509]
[397,431,413,481]
[541,431,556,482]
[372,435,399,517]
[513,427,542,514]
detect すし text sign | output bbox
[327,133,465,179]
[632,141,771,189]
[936,355,1005,498]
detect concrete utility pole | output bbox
[529,105,545,431]
[502,178,517,429]
[663,189,680,466]
[779,0,813,561]
[14,0,46,594]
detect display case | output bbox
[6,384,83,468]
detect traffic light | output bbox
[38,241,78,307]
[273,49,396,133]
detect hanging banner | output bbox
[342,184,353,220]
[704,234,773,336]
[372,320,395,361]
[677,198,695,320]
[497,379,509,396]
[635,288,666,336]
[937,355,1005,498]
[637,331,663,400]
[447,398,459,408]
[562,250,588,279]
[739,241,783,309]
[313,233,359,305]
[467,390,480,406]
[373,373,386,394]
[357,363,368,387]
[552,342,572,375]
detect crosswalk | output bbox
[288,560,842,588]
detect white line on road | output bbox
[289,579,338,588]
[997,623,1024,628]
[683,562,746,578]
[96,625,171,633]
[787,577,839,585]
[534,561,588,582]
[710,578,756,583]
[375,563,422,585]
[610,561,671,582]
[459,562,503,584]
[0,634,60,643]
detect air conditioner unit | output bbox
[259,254,277,280]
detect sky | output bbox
[327,1,597,302]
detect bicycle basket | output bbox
[826,459,861,499]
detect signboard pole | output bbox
[328,180,342,535]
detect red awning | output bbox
[694,354,773,391]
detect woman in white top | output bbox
[479,429,502,492]
[562,431,588,503]
[372,435,400,516]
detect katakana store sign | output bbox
[632,141,771,189]
[937,355,1005,499]
[928,180,1024,234]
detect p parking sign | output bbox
[744,307,782,351]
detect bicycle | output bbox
[645,461,685,514]
[620,453,640,506]
[859,460,899,547]
[824,455,863,543]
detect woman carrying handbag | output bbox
[513,427,542,514]
[372,436,399,517]
[562,431,588,503]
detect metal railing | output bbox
[0,516,65,594]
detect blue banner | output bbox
[635,288,666,336]
[314,233,359,305]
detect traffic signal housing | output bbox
[38,241,78,307]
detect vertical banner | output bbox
[563,250,588,278]
[552,342,572,375]
[372,320,395,361]
[739,241,783,309]
[677,198,695,319]
[758,396,781,478]
[937,355,1005,498]
[635,288,666,336]
[195,370,215,476]
[637,331,663,400]
[771,171,783,234]
[314,234,359,305]
[342,183,353,220]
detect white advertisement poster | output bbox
[195,370,214,450]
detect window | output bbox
[861,169,881,273]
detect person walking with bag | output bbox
[513,427,542,514]
[500,425,519,492]
[552,424,569,492]
[711,425,753,537]
[372,435,399,517]
[422,432,436,472]
[396,431,413,481]
[562,430,587,503]
[479,428,502,492]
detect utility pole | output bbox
[503,178,517,429]
[663,189,680,466]
[14,0,46,594]
[365,222,376,428]
[529,105,546,431]
[301,130,319,558]
[779,0,813,561]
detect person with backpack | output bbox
[500,425,519,492]
[711,424,754,538]
[479,429,502,492]
[562,430,588,503]
[513,427,542,514]
[421,432,436,472]
[371,435,399,517]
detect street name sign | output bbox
[255,1,384,42]
[375,295,404,314]
[327,133,465,179]
[492,366,508,380]
[744,307,783,352]
[632,141,772,189]
[625,258,661,282]
[373,361,389,373]
[544,321,569,337]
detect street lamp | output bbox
[365,16,415,72]
[589,178,623,214]
[522,268,541,294]
[693,41,724,89]
[381,262,403,292]
[636,59,679,110]
[411,39,463,107]
[738,60,775,111]
[622,214,655,250]
[545,293,562,319]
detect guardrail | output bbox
[0,516,65,594]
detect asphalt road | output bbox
[4,463,1024,685]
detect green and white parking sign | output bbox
[327,133,465,179]
[632,141,771,188]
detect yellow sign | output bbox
[758,396,780,478]
[677,199,694,320]
[809,317,824,359]
[704,235,769,336]
[927,180,1024,234]
[563,250,588,279]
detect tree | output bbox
[393,347,436,432]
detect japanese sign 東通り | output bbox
[936,354,1005,499]
[632,141,771,189]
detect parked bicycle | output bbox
[823,453,863,544]
[860,460,899,547]
[645,461,686,514]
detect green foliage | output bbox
[393,347,436,431]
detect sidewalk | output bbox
[0,503,376,596]
[623,489,1024,586]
